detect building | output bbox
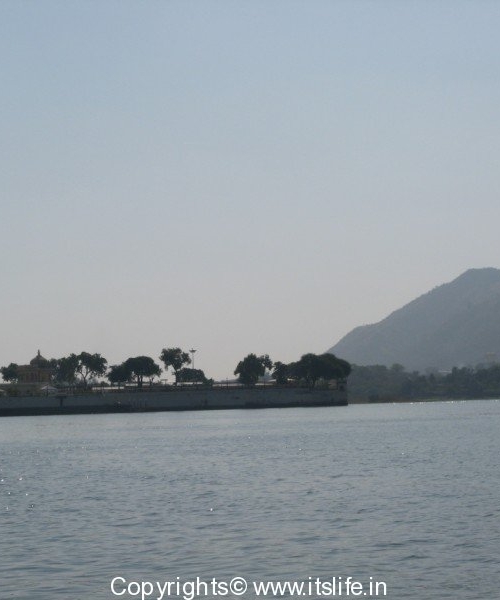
[17,350,53,385]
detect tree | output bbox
[51,355,79,385]
[75,352,107,387]
[260,354,273,372]
[0,363,19,383]
[124,356,161,388]
[107,363,132,386]
[177,367,208,384]
[159,348,191,384]
[319,353,351,380]
[289,353,323,387]
[272,361,289,385]
[289,353,351,388]
[234,354,273,386]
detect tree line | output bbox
[0,348,203,388]
[349,363,500,401]
[234,352,351,387]
[1,350,351,389]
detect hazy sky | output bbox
[1,1,499,380]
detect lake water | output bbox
[1,400,499,600]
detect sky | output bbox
[1,1,499,381]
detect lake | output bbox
[1,400,499,599]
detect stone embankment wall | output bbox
[0,386,348,417]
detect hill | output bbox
[328,268,500,372]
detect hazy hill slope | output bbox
[328,268,500,372]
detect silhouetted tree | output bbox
[234,354,272,386]
[289,353,351,388]
[124,356,161,388]
[50,355,79,384]
[177,367,208,384]
[0,363,19,383]
[272,361,289,385]
[75,352,107,387]
[159,348,191,384]
[107,363,132,386]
